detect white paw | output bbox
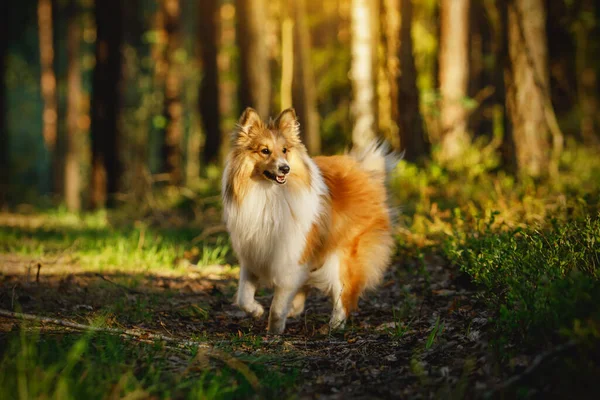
[240,301,264,319]
[267,316,286,334]
[329,309,347,330]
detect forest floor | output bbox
[0,210,581,399]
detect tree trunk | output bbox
[505,0,553,177]
[439,0,470,161]
[64,0,81,211]
[90,0,123,208]
[161,0,183,185]
[199,0,222,165]
[292,0,320,155]
[350,0,377,150]
[0,1,8,206]
[38,0,59,190]
[236,0,271,117]
[397,0,428,161]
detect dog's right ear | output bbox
[237,107,262,135]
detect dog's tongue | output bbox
[276,175,286,183]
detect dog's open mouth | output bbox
[263,170,287,185]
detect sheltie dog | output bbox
[222,107,396,334]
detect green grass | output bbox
[0,327,297,400]
[0,209,234,275]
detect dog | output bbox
[222,107,396,334]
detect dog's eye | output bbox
[261,148,270,155]
[282,148,287,154]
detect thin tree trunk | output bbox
[292,0,320,155]
[350,0,377,150]
[0,1,8,206]
[64,0,81,211]
[505,0,552,177]
[199,0,222,166]
[397,0,428,161]
[161,0,183,185]
[381,0,399,149]
[38,0,59,191]
[439,0,470,161]
[236,0,271,117]
[90,0,123,208]
[280,9,293,110]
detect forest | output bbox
[0,0,599,398]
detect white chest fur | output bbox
[223,160,326,287]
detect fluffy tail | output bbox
[349,140,401,183]
[350,140,402,224]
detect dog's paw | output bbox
[240,301,264,319]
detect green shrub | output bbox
[445,212,600,343]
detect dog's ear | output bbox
[237,107,263,134]
[274,108,300,137]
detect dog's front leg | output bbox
[267,286,298,334]
[235,265,264,319]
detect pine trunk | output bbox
[0,1,8,205]
[38,0,59,190]
[64,0,81,211]
[90,0,123,208]
[439,0,470,161]
[161,0,183,185]
[397,0,428,161]
[199,0,222,165]
[292,0,320,155]
[505,0,551,177]
[350,0,377,150]
[236,0,271,117]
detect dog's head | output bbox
[231,107,305,186]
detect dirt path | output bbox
[0,254,500,398]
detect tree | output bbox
[64,0,82,211]
[199,0,222,165]
[505,0,562,177]
[438,0,470,161]
[0,1,8,206]
[291,0,320,155]
[350,0,377,150]
[236,0,271,118]
[397,0,428,161]
[90,0,123,208]
[161,0,183,185]
[37,0,59,188]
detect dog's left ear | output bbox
[274,108,300,137]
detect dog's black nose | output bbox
[279,165,290,175]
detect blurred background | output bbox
[0,0,598,210]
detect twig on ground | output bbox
[0,308,211,350]
[36,263,41,283]
[486,340,577,397]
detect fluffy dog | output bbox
[222,107,396,334]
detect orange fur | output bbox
[223,107,396,333]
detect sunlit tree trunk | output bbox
[38,0,59,190]
[397,0,428,161]
[236,0,271,117]
[90,0,123,208]
[439,0,470,160]
[0,2,8,205]
[199,0,222,165]
[292,0,320,155]
[350,0,377,150]
[161,0,183,185]
[64,0,81,211]
[505,0,558,177]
